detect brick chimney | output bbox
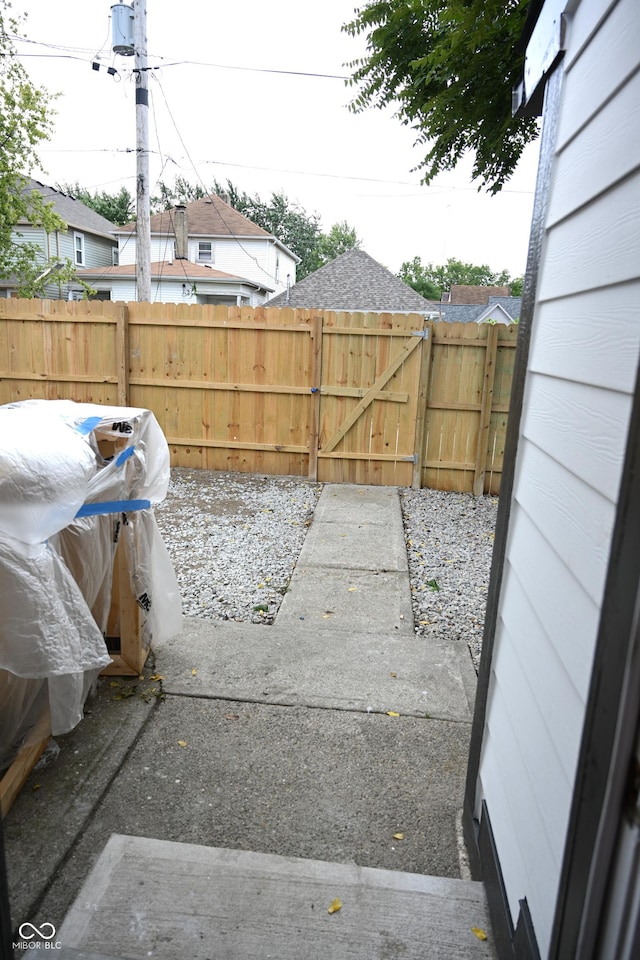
[174,204,188,260]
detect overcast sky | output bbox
[13,0,540,277]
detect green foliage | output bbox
[398,256,522,300]
[316,220,362,267]
[151,175,208,210]
[56,181,135,226]
[0,1,74,294]
[343,0,539,193]
[397,257,441,300]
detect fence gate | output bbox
[312,312,431,488]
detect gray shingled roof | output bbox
[19,179,119,239]
[266,248,436,313]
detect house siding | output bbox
[474,0,640,955]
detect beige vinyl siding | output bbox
[476,0,640,954]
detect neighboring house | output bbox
[436,285,521,324]
[464,1,640,959]
[0,179,118,299]
[266,248,439,314]
[79,196,299,306]
[436,296,522,324]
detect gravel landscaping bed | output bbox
[400,488,498,671]
[154,469,321,625]
[155,470,498,670]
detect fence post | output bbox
[116,302,130,407]
[473,324,499,496]
[308,313,323,481]
[411,320,433,489]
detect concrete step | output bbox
[59,835,496,960]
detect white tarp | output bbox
[0,400,182,764]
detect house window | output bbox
[198,241,213,262]
[112,248,119,266]
[74,232,85,266]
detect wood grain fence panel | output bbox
[317,312,423,486]
[0,301,515,493]
[423,323,488,492]
[0,300,120,406]
[127,303,314,476]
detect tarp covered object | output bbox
[0,400,182,767]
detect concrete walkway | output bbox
[5,485,494,959]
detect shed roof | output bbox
[266,248,435,313]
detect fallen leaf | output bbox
[33,784,41,792]
[390,672,397,678]
[348,587,357,592]
[393,832,404,840]
[149,674,165,682]
[419,620,431,625]
[177,740,188,747]
[327,898,342,914]
[109,681,122,688]
[386,711,400,717]
[191,668,198,676]
[471,927,488,941]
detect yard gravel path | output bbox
[154,470,498,671]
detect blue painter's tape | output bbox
[75,499,151,518]
[77,416,102,435]
[115,446,135,466]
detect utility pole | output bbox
[133,0,151,302]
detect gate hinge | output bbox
[401,454,418,463]
[411,329,429,339]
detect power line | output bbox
[9,34,348,80]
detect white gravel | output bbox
[154,469,321,625]
[155,470,498,670]
[400,488,498,671]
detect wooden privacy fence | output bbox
[0,300,518,494]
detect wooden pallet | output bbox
[0,707,51,817]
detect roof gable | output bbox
[266,248,434,312]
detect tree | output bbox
[0,1,74,296]
[396,257,441,300]
[56,182,135,226]
[343,1,539,194]
[151,176,208,211]
[316,220,362,267]
[398,256,522,300]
